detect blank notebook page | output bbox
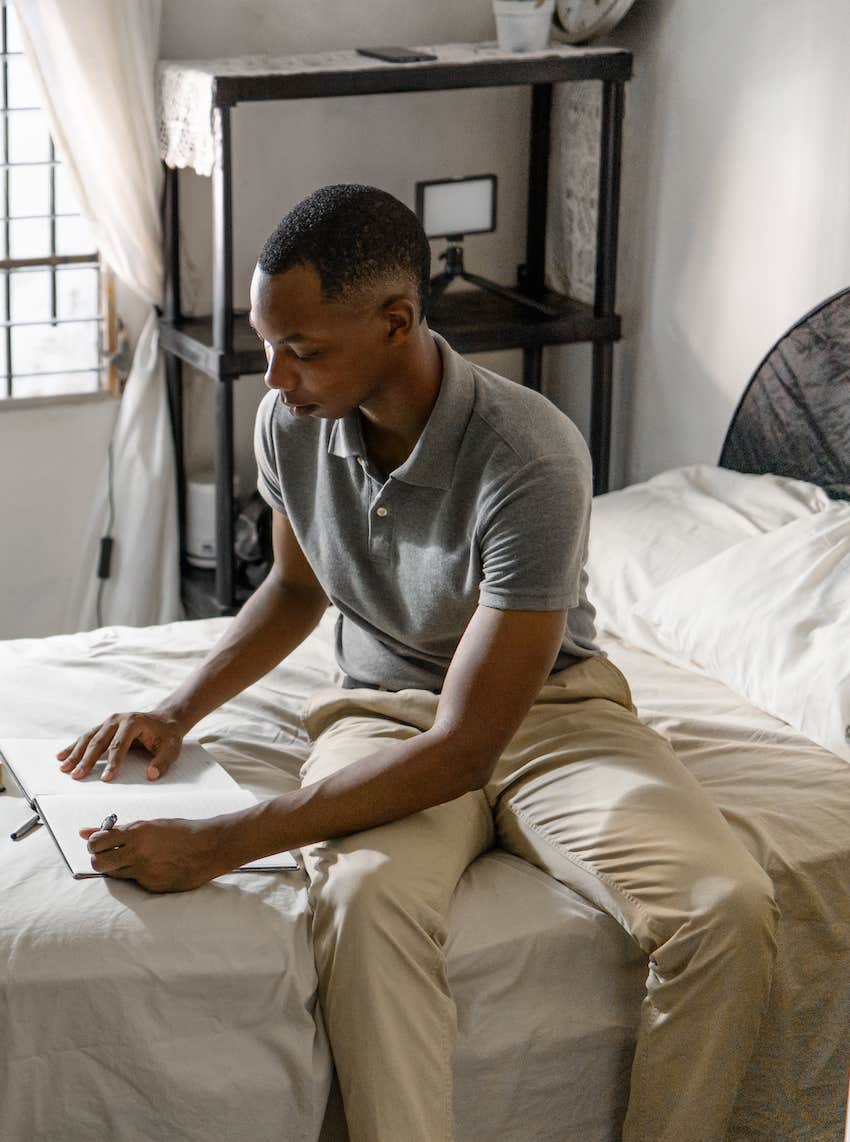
[0,738,240,799]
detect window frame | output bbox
[0,0,116,404]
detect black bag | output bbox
[234,491,273,589]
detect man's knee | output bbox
[651,854,779,981]
[721,864,780,948]
[687,859,780,963]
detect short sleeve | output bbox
[476,449,592,611]
[253,390,286,515]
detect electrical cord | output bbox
[93,314,131,628]
[94,427,115,630]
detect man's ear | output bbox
[383,294,418,343]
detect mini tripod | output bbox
[428,242,560,318]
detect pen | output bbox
[100,813,118,831]
[10,812,41,840]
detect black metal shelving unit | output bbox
[158,43,631,619]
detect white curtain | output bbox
[13,0,183,630]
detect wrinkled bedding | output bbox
[1,609,847,1141]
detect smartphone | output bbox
[356,46,438,64]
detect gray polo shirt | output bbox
[254,331,599,691]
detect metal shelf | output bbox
[160,43,632,111]
[160,40,630,617]
[159,291,619,382]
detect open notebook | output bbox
[0,738,299,878]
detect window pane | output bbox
[54,163,82,215]
[1,12,106,402]
[11,318,101,375]
[0,273,8,377]
[7,109,51,163]
[55,213,95,255]
[10,267,52,322]
[5,4,25,55]
[9,215,50,258]
[6,54,43,110]
[9,163,51,218]
[57,266,99,320]
[12,370,101,398]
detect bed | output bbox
[1,289,849,1142]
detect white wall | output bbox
[3,0,849,637]
[0,287,149,640]
[609,0,850,483]
[0,396,116,638]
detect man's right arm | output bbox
[57,510,328,781]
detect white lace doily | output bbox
[157,40,622,178]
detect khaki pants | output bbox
[299,655,779,1142]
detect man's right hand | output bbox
[56,711,186,783]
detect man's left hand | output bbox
[79,817,228,893]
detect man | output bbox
[59,185,778,1142]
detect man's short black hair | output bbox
[257,184,431,320]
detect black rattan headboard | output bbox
[719,286,850,501]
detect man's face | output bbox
[248,262,401,421]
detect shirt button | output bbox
[376,506,388,517]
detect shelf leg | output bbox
[161,161,187,575]
[162,163,181,322]
[164,354,185,571]
[516,83,553,394]
[212,105,234,356]
[590,341,614,494]
[212,103,235,611]
[215,378,235,611]
[525,83,552,298]
[523,346,542,392]
[591,79,625,496]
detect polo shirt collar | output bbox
[327,405,365,461]
[327,331,475,490]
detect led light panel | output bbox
[415,175,497,240]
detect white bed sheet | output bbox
[0,626,333,1142]
[1,611,848,1141]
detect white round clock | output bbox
[551,0,637,44]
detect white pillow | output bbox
[587,465,831,643]
[631,505,850,763]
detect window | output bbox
[0,0,115,401]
